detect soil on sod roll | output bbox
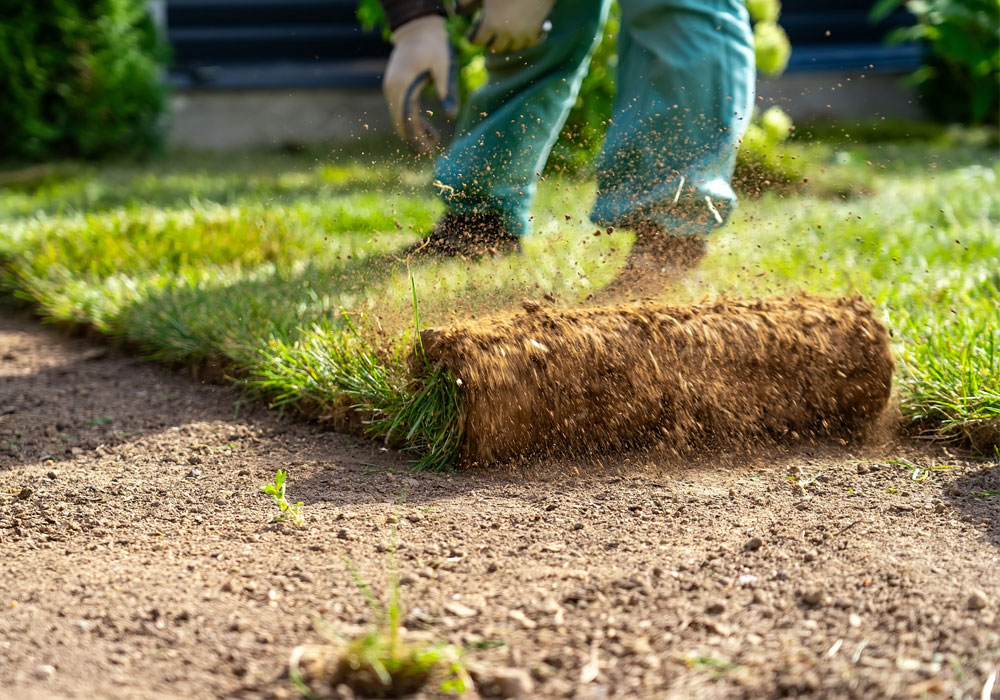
[417,296,894,464]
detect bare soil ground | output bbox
[1,310,998,700]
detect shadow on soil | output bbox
[945,461,1000,550]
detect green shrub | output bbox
[871,0,1000,125]
[0,0,169,162]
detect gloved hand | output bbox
[382,14,458,154]
[470,0,556,52]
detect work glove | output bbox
[383,14,458,155]
[469,0,556,52]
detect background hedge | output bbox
[0,0,168,162]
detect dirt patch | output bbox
[1,311,998,700]
[418,296,894,464]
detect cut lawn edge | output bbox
[2,138,997,469]
[3,270,996,471]
[245,317,464,472]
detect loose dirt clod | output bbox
[415,295,894,464]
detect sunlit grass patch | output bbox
[0,131,996,465]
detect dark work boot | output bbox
[402,212,520,259]
[597,221,707,301]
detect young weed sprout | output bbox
[289,548,471,697]
[260,469,305,527]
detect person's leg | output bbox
[434,0,613,239]
[591,0,755,236]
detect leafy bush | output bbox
[0,0,168,162]
[871,0,1000,125]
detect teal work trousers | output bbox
[434,0,756,237]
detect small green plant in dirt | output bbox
[885,458,954,483]
[289,551,471,697]
[260,469,305,527]
[683,654,740,680]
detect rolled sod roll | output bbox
[415,296,894,465]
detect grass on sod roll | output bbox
[0,129,997,469]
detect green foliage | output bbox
[746,0,780,23]
[753,19,792,76]
[871,0,1000,124]
[260,469,306,526]
[0,0,169,162]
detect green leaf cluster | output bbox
[260,469,306,526]
[872,0,1000,124]
[0,0,169,162]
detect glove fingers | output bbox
[490,34,513,53]
[469,20,491,47]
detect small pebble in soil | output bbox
[705,602,726,615]
[474,666,535,698]
[572,522,585,531]
[444,601,478,618]
[46,470,58,480]
[16,487,32,500]
[800,590,826,607]
[32,665,55,681]
[188,455,202,465]
[744,536,763,552]
[967,590,990,610]
[184,469,201,479]
[336,529,351,540]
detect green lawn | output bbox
[1,128,997,467]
